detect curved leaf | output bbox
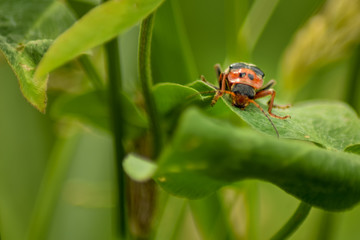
[0,0,75,112]
[190,80,360,151]
[154,108,360,211]
[35,0,165,78]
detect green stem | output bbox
[104,37,128,239]
[270,201,311,240]
[246,181,260,240]
[239,0,280,52]
[78,55,104,90]
[345,45,360,111]
[153,196,187,240]
[316,211,337,240]
[171,0,198,79]
[138,13,163,157]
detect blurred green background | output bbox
[1,0,360,239]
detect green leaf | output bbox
[154,108,360,211]
[345,144,360,155]
[0,0,75,112]
[35,0,165,79]
[51,90,148,139]
[123,153,157,182]
[153,83,204,116]
[190,80,360,151]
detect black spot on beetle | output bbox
[250,66,265,78]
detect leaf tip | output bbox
[123,153,157,182]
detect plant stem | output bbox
[345,45,360,111]
[171,0,198,79]
[78,55,104,91]
[239,0,280,52]
[270,201,311,240]
[105,37,128,239]
[246,181,260,240]
[138,13,163,157]
[316,211,337,240]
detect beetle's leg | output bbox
[268,100,291,109]
[254,89,290,119]
[211,73,227,106]
[214,64,222,80]
[257,79,276,92]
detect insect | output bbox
[201,62,290,137]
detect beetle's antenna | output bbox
[184,76,218,101]
[249,100,279,138]
[185,90,216,102]
[201,75,219,89]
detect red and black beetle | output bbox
[201,62,290,137]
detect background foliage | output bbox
[1,0,360,239]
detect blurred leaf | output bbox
[123,153,157,182]
[35,0,165,78]
[345,144,360,155]
[65,0,99,18]
[154,108,360,211]
[0,0,75,112]
[281,0,360,93]
[51,90,148,139]
[190,80,360,151]
[124,151,233,239]
[152,0,198,84]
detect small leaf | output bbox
[190,80,360,151]
[0,0,75,112]
[123,153,157,182]
[35,0,165,78]
[154,108,360,211]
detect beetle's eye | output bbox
[239,72,246,78]
[248,74,254,80]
